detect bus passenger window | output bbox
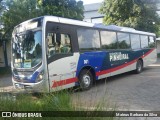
[101,31,117,49]
[140,35,148,48]
[59,34,71,53]
[149,36,155,48]
[77,28,100,50]
[47,33,55,57]
[130,34,140,49]
[117,32,131,49]
[47,33,71,58]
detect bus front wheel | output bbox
[135,60,143,74]
[79,69,93,90]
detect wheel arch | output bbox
[78,66,96,81]
[138,58,143,67]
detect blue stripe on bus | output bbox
[76,49,154,79]
[30,71,39,83]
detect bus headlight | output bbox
[36,72,44,82]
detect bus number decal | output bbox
[84,60,89,64]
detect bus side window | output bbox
[117,32,130,49]
[59,34,71,53]
[47,32,72,58]
[140,35,149,48]
[130,34,140,49]
[47,33,56,57]
[149,36,155,48]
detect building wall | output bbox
[157,41,160,53]
[84,3,104,23]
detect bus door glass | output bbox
[46,23,78,91]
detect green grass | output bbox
[0,91,118,120]
[0,92,72,111]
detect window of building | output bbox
[77,28,100,50]
[117,32,130,49]
[47,32,72,58]
[100,31,117,49]
[148,36,155,48]
[140,35,148,48]
[130,34,140,49]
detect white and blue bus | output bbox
[11,16,157,92]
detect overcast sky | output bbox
[78,0,103,5]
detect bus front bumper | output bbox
[12,78,48,93]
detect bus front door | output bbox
[47,31,79,92]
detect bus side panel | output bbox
[48,53,80,92]
[96,50,133,78]
[97,48,156,79]
[76,51,111,80]
[142,49,157,67]
[109,50,131,76]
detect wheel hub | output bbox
[138,63,142,71]
[83,75,90,87]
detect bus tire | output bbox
[135,60,143,74]
[79,69,93,90]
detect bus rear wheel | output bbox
[79,69,93,90]
[135,60,143,74]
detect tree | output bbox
[42,0,84,20]
[0,0,2,11]
[1,0,42,40]
[0,0,4,46]
[1,0,84,41]
[99,0,160,35]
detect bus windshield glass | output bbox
[12,30,42,68]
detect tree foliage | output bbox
[0,0,2,12]
[0,0,84,41]
[42,0,84,20]
[99,0,160,35]
[0,0,4,45]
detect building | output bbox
[156,38,160,53]
[83,3,104,23]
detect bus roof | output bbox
[44,16,156,36]
[94,24,155,36]
[16,16,156,36]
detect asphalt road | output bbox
[71,59,160,111]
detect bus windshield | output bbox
[12,30,42,69]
